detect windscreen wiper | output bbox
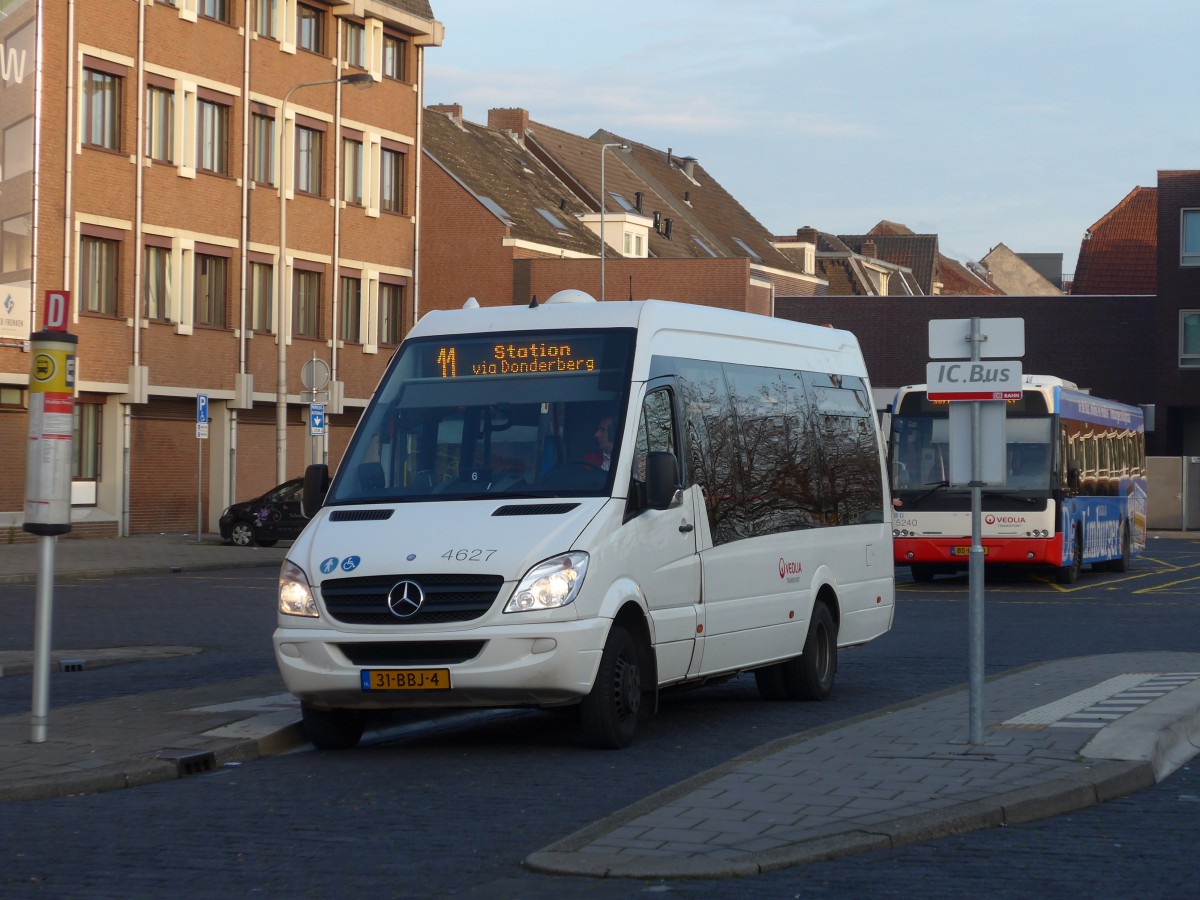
[907,480,950,507]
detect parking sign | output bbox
[310,403,325,436]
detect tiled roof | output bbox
[592,130,802,272]
[524,121,703,260]
[375,0,436,19]
[939,255,1003,296]
[422,109,599,256]
[1071,186,1157,295]
[838,232,939,292]
[526,122,804,273]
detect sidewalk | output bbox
[2,534,1200,880]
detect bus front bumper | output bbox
[894,536,1064,567]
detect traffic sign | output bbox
[196,394,209,424]
[43,291,70,332]
[926,360,1023,401]
[196,422,209,440]
[929,318,1025,360]
[309,403,325,436]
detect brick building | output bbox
[0,0,442,540]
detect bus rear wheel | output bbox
[781,602,838,701]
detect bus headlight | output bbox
[505,552,589,613]
[279,560,319,618]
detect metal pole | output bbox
[599,147,606,302]
[968,316,986,744]
[275,74,374,484]
[197,435,203,543]
[30,536,56,743]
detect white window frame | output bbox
[1182,209,1200,267]
[1180,310,1200,367]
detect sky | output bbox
[423,0,1200,278]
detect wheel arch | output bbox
[611,601,658,713]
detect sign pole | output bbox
[968,317,986,745]
[196,394,209,544]
[25,306,77,743]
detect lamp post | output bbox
[276,72,374,484]
[598,142,629,302]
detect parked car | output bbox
[219,478,306,547]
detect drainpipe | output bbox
[413,42,424,327]
[232,0,253,507]
[330,19,343,466]
[62,0,75,318]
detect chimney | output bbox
[634,191,643,213]
[795,226,818,244]
[663,218,673,240]
[429,103,463,124]
[861,240,878,259]
[680,156,697,179]
[487,107,530,144]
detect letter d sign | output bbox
[44,291,70,332]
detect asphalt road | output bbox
[2,536,1198,897]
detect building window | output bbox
[195,253,228,327]
[1,215,32,273]
[251,112,275,184]
[379,282,404,345]
[339,276,361,343]
[297,4,324,54]
[83,69,121,150]
[250,261,274,332]
[145,85,174,163]
[199,0,231,23]
[197,99,229,175]
[1182,210,1200,267]
[382,33,407,81]
[342,138,363,204]
[380,146,404,213]
[4,117,34,178]
[343,20,365,68]
[295,124,322,195]
[255,0,276,38]
[143,245,172,320]
[294,270,321,338]
[1181,311,1200,367]
[81,236,119,315]
[73,404,102,483]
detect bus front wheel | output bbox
[1108,522,1131,572]
[301,703,366,750]
[1057,530,1083,584]
[580,626,643,749]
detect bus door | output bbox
[626,381,701,685]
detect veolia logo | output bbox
[778,558,803,579]
[984,514,1026,525]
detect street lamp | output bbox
[598,142,629,302]
[276,72,374,484]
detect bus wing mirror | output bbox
[302,464,330,518]
[645,451,683,510]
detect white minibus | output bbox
[274,291,895,749]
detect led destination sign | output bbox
[431,338,604,378]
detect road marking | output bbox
[1001,673,1200,730]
